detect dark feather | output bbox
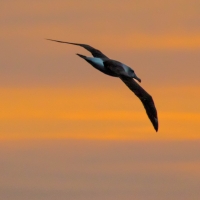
[46,39,108,59]
[120,76,158,131]
[103,60,127,76]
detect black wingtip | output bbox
[45,38,73,44]
[153,125,158,132]
[153,118,159,132]
[46,38,63,43]
[45,38,54,42]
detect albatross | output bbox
[46,39,158,132]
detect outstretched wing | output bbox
[120,76,158,132]
[46,39,108,59]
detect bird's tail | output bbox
[76,53,87,59]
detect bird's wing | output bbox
[46,39,108,59]
[120,76,158,131]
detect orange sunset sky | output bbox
[0,1,200,200]
[1,0,200,140]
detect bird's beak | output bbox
[134,74,141,83]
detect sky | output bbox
[0,0,200,199]
[1,139,200,200]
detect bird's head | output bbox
[129,69,141,83]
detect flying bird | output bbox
[46,39,158,132]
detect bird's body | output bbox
[47,38,158,131]
[77,54,117,77]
